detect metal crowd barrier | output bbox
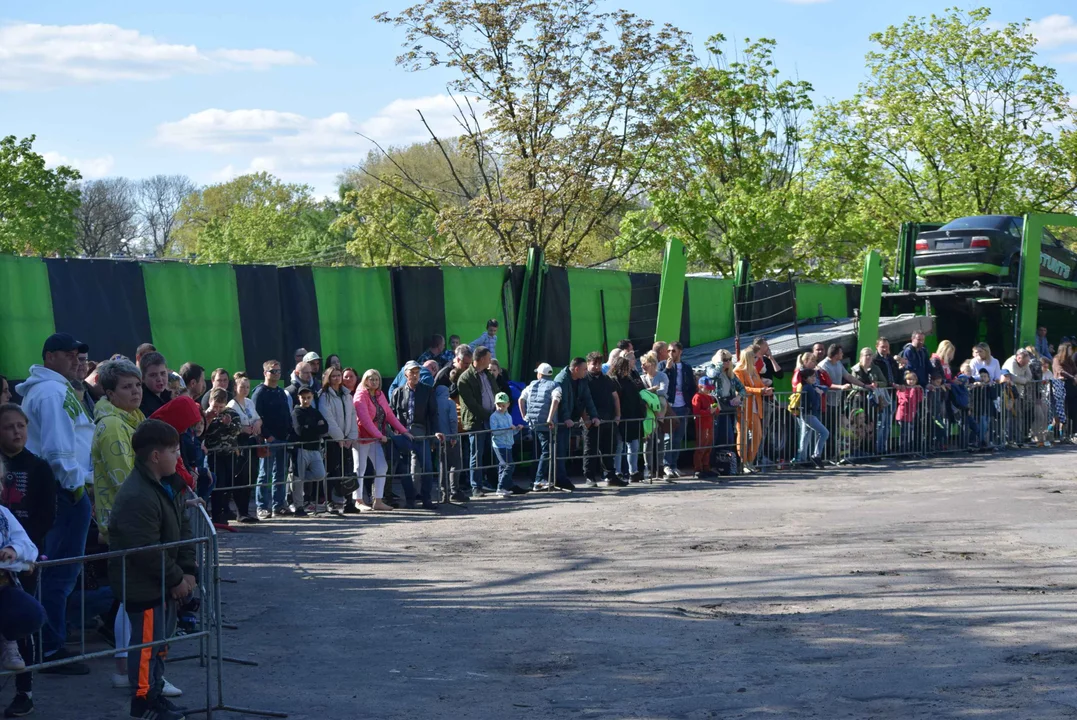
[0,505,282,718]
[194,379,1076,521]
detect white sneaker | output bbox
[580,479,597,489]
[532,483,549,491]
[111,672,131,689]
[494,490,512,498]
[162,678,183,697]
[663,467,677,479]
[1,640,24,671]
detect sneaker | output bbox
[305,503,318,514]
[629,471,644,483]
[554,479,576,492]
[509,486,530,494]
[811,456,824,469]
[580,479,597,489]
[494,490,512,499]
[449,493,469,504]
[256,509,271,520]
[314,503,328,514]
[39,648,90,675]
[112,672,131,689]
[354,500,372,512]
[130,696,184,720]
[371,499,393,511]
[663,467,677,479]
[4,692,33,718]
[472,488,486,498]
[273,507,291,517]
[1,640,24,672]
[238,514,259,524]
[292,506,308,518]
[532,483,549,491]
[162,678,183,697]
[601,477,628,488]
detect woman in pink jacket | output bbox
[352,369,411,511]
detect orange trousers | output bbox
[737,410,762,464]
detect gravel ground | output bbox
[20,448,1077,719]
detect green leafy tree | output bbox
[375,0,693,266]
[0,135,81,255]
[619,36,813,277]
[174,172,348,264]
[810,6,1077,276]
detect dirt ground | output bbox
[22,448,1077,719]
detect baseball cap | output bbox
[303,351,321,363]
[294,347,308,358]
[43,332,88,355]
[403,360,421,372]
[536,363,553,377]
[495,391,510,404]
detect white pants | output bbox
[352,441,388,500]
[114,604,131,660]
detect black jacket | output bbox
[585,372,618,420]
[107,462,198,612]
[291,405,329,450]
[664,360,697,408]
[390,381,440,434]
[0,448,56,550]
[139,387,172,418]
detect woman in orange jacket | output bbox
[733,348,773,470]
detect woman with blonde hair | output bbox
[353,369,411,511]
[970,342,1001,382]
[733,348,773,471]
[710,349,745,471]
[930,340,956,382]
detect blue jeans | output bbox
[554,425,570,485]
[40,490,91,656]
[256,445,288,511]
[664,404,690,469]
[0,586,47,643]
[469,425,489,493]
[796,414,829,462]
[533,428,552,487]
[405,426,434,504]
[875,406,893,455]
[493,445,514,492]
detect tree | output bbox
[136,174,197,257]
[73,178,140,257]
[174,172,348,264]
[618,36,814,278]
[0,135,81,255]
[375,0,693,266]
[810,6,1077,275]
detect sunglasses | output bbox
[267,369,281,375]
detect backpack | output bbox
[787,385,802,417]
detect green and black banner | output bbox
[0,254,863,385]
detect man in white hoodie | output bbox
[15,333,95,675]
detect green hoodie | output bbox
[91,397,145,544]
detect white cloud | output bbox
[1030,14,1077,49]
[0,22,313,90]
[41,151,115,179]
[155,95,477,193]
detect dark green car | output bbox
[914,215,1077,288]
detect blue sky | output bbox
[3,0,1076,196]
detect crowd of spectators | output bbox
[0,317,1075,718]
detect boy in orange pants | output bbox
[692,377,718,478]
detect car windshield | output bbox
[939,215,1015,232]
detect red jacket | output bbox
[150,396,203,491]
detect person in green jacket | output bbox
[456,347,497,495]
[91,359,145,546]
[108,419,198,720]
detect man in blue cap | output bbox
[15,333,95,675]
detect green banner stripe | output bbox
[442,267,509,362]
[686,277,734,345]
[0,255,55,379]
[142,263,245,374]
[312,266,397,378]
[916,263,1004,277]
[566,268,632,361]
[795,283,848,321]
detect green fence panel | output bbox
[795,283,848,321]
[312,266,397,378]
[565,268,632,362]
[686,277,735,345]
[0,255,55,379]
[442,267,510,363]
[141,263,245,373]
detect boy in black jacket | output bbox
[290,387,328,516]
[108,419,197,720]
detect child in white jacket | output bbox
[0,502,44,672]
